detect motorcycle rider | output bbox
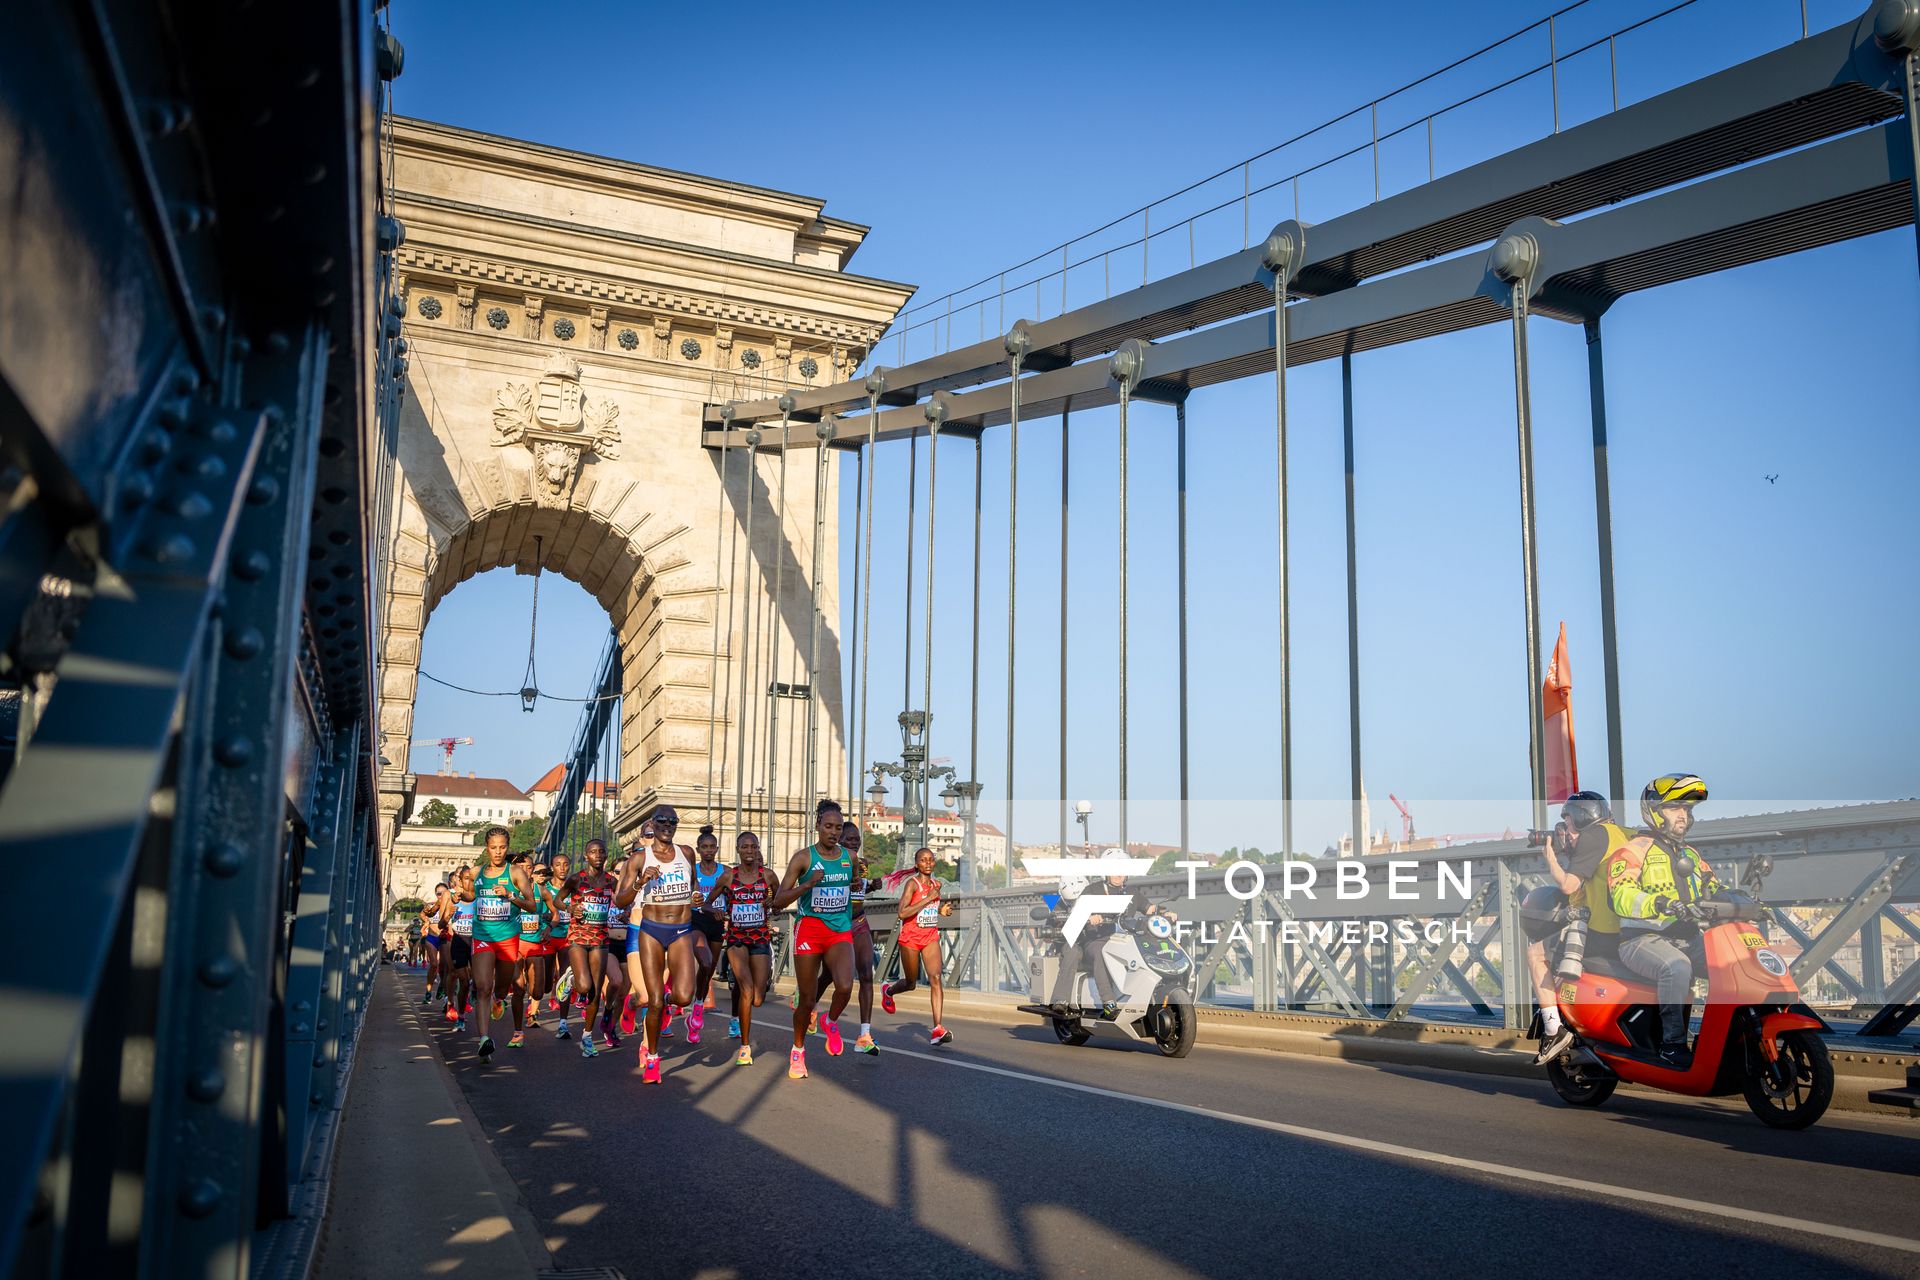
[1048,860,1176,1020]
[1609,774,1722,1067]
[1529,791,1633,1065]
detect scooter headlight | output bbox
[1754,949,1788,977]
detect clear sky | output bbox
[397,0,1916,853]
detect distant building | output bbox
[524,763,618,824]
[859,804,1006,870]
[384,824,479,932]
[408,773,533,827]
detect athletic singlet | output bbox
[641,847,696,908]
[798,844,853,932]
[547,878,571,938]
[519,879,548,941]
[726,868,772,930]
[571,873,616,927]
[849,864,868,910]
[905,874,942,928]
[451,899,475,938]
[695,860,727,912]
[473,866,519,942]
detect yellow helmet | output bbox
[1640,774,1708,836]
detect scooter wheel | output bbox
[1052,1017,1091,1046]
[1545,1055,1616,1107]
[1742,1029,1832,1130]
[1152,985,1196,1059]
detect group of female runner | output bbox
[421,799,957,1079]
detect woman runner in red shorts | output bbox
[561,839,618,1059]
[702,830,773,1065]
[882,846,954,1045]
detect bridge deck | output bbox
[350,968,1920,1279]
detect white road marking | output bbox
[889,1047,1920,1257]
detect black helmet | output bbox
[1560,790,1611,832]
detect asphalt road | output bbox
[420,987,1920,1280]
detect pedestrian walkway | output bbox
[317,966,551,1279]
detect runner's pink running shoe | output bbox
[823,1019,843,1056]
[686,1004,704,1043]
[788,1047,808,1079]
[620,997,636,1037]
[881,987,896,1016]
[643,1053,662,1084]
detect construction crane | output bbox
[408,736,474,775]
[1388,794,1415,845]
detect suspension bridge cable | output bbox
[734,428,761,833]
[765,410,791,848]
[856,380,880,820]
[705,427,731,820]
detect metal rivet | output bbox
[293,999,313,1015]
[303,163,327,185]
[207,421,237,446]
[224,626,263,660]
[120,473,155,510]
[201,305,226,330]
[199,956,239,988]
[233,549,271,582]
[187,1069,225,1102]
[179,1180,222,1218]
[214,736,253,767]
[147,534,196,564]
[204,842,245,876]
[248,476,279,506]
[144,426,175,459]
[174,491,212,521]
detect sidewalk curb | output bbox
[791,983,1917,1118]
[386,974,557,1277]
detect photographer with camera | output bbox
[1526,791,1633,1065]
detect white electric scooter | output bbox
[1016,904,1198,1057]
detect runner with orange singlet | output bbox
[881,846,955,1045]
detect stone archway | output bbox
[370,117,912,881]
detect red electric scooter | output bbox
[1541,856,1834,1130]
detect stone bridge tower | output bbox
[374,118,911,861]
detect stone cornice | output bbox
[393,117,846,241]
[396,240,893,347]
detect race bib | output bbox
[648,865,693,905]
[730,900,766,927]
[809,885,849,914]
[476,896,512,923]
[519,912,542,933]
[607,905,628,931]
[580,895,610,925]
[452,909,474,937]
[554,910,571,926]
[916,903,940,928]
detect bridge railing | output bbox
[771,803,1919,1036]
[870,0,1829,369]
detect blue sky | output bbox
[398,0,1916,852]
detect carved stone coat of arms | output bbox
[491,353,621,504]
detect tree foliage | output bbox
[390,897,426,918]
[417,798,459,827]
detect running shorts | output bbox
[449,936,473,969]
[637,917,696,951]
[898,922,940,952]
[729,939,771,957]
[693,913,726,946]
[567,920,610,949]
[794,916,852,955]
[422,934,442,950]
[473,936,524,962]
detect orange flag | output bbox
[1543,622,1578,804]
